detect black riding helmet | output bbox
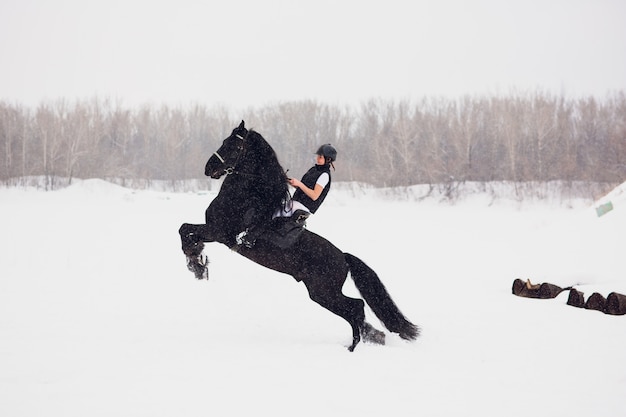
[316,144,337,163]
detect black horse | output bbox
[179,121,419,351]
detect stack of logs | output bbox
[512,278,626,316]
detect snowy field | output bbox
[1,179,624,417]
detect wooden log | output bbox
[605,292,626,315]
[538,282,564,299]
[567,288,585,308]
[512,278,564,299]
[584,292,607,313]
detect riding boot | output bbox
[239,207,265,248]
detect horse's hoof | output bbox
[347,334,361,352]
[361,322,386,345]
[186,255,209,280]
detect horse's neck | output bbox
[219,175,254,202]
[213,136,285,223]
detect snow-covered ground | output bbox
[1,180,624,417]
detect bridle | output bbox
[212,131,260,178]
[212,133,245,176]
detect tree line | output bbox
[1,92,625,191]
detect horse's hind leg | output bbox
[304,281,366,351]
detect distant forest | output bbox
[1,92,625,192]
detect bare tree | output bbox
[1,92,625,192]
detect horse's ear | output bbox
[238,120,245,130]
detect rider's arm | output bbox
[289,178,324,200]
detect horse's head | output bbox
[205,120,249,179]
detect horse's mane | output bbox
[247,129,291,216]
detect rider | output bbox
[275,143,337,219]
[241,144,337,247]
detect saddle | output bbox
[241,210,310,249]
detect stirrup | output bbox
[292,209,310,224]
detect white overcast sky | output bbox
[1,0,625,109]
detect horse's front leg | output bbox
[179,223,212,280]
[179,223,209,254]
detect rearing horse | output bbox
[179,121,419,351]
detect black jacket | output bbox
[292,164,331,214]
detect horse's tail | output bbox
[345,253,420,340]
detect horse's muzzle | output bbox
[209,170,224,179]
